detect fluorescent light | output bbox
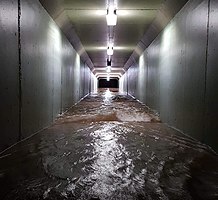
[106,6,117,26]
[107,46,113,56]
[106,66,111,73]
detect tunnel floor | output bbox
[0,90,218,200]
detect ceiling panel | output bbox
[117,0,163,9]
[40,0,169,78]
[68,25,108,46]
[66,10,107,25]
[64,0,107,9]
[64,5,161,76]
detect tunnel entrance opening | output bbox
[98,78,119,89]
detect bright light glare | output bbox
[107,75,110,81]
[107,46,113,56]
[85,46,133,51]
[105,89,112,99]
[106,66,111,73]
[119,75,124,93]
[116,10,129,16]
[106,6,117,26]
[96,10,107,16]
[85,46,107,51]
[113,46,135,50]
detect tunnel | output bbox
[0,0,218,199]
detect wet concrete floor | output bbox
[0,90,218,200]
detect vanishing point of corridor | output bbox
[0,90,217,200]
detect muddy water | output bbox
[0,90,217,200]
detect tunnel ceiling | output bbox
[39,0,188,78]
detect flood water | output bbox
[0,90,218,200]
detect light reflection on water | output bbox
[71,123,150,200]
[103,89,113,105]
[86,124,133,198]
[0,93,218,200]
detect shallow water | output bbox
[0,91,217,200]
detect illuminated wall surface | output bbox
[121,0,218,151]
[0,0,95,151]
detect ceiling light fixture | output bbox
[107,45,113,56]
[106,6,117,26]
[106,66,111,73]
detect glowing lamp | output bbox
[106,6,117,26]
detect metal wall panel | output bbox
[205,0,218,151]
[119,75,128,94]
[147,43,160,113]
[127,63,137,97]
[136,51,148,103]
[79,60,85,99]
[91,73,98,93]
[61,40,76,111]
[21,0,93,139]
[0,0,94,151]
[73,53,81,103]
[84,64,91,95]
[0,0,19,151]
[21,0,60,138]
[123,0,218,151]
[180,0,208,139]
[157,0,208,138]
